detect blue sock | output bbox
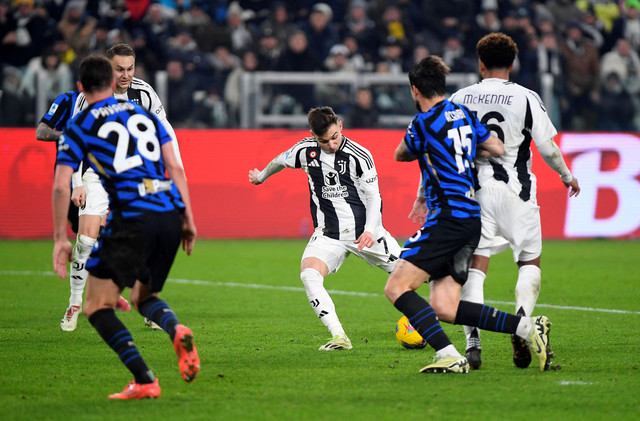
[394,290,452,351]
[138,297,180,341]
[88,308,154,384]
[454,300,520,334]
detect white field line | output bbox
[3,270,640,316]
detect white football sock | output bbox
[515,265,541,316]
[460,268,486,349]
[69,235,95,307]
[515,317,533,340]
[300,268,345,338]
[436,344,462,358]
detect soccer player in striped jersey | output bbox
[249,106,401,351]
[448,33,580,370]
[384,56,553,373]
[52,55,199,399]
[37,90,132,331]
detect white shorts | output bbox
[78,170,109,217]
[301,228,401,274]
[475,178,541,262]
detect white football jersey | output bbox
[449,78,557,203]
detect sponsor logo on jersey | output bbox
[325,172,338,185]
[308,159,320,167]
[47,103,58,116]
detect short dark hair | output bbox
[78,55,113,93]
[408,56,450,99]
[106,43,136,59]
[476,33,518,70]
[308,106,339,136]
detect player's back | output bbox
[450,79,557,201]
[62,97,182,216]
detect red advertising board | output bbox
[1,128,638,239]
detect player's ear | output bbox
[77,81,84,93]
[110,77,116,91]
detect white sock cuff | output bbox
[468,268,487,281]
[518,265,541,277]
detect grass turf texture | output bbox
[1,239,639,420]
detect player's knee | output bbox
[429,294,457,323]
[300,268,324,295]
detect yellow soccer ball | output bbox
[395,316,427,349]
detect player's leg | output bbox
[131,209,199,382]
[300,234,351,350]
[385,261,468,373]
[84,275,160,399]
[460,254,488,369]
[61,213,102,331]
[507,199,543,368]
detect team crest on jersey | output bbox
[309,151,317,158]
[336,160,347,174]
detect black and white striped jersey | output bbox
[258,136,386,241]
[450,78,557,203]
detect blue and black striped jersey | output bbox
[56,97,184,217]
[39,91,78,132]
[404,99,490,220]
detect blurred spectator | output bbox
[348,87,379,128]
[18,47,72,103]
[316,44,358,114]
[300,2,339,67]
[255,25,281,71]
[421,0,476,42]
[546,0,586,34]
[224,49,259,127]
[88,20,112,56]
[7,0,49,67]
[226,1,253,54]
[176,2,225,52]
[578,5,605,51]
[377,37,406,74]
[0,0,17,66]
[56,0,97,64]
[597,72,636,131]
[258,1,297,50]
[607,0,640,52]
[166,59,197,127]
[341,33,372,71]
[441,32,476,73]
[584,1,620,35]
[519,30,566,127]
[0,65,30,126]
[560,21,601,130]
[465,5,501,54]
[375,3,415,59]
[600,36,640,126]
[143,2,176,48]
[275,30,322,114]
[342,0,377,60]
[206,44,241,93]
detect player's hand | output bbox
[565,177,580,197]
[181,215,197,255]
[248,168,262,185]
[71,186,86,207]
[53,240,73,279]
[354,231,374,251]
[409,197,428,225]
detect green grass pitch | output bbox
[1,239,639,420]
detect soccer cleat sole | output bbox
[530,316,553,371]
[420,357,470,374]
[465,347,482,370]
[511,334,532,368]
[173,325,200,382]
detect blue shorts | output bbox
[87,210,182,292]
[401,215,480,285]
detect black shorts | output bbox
[400,216,480,285]
[87,210,182,292]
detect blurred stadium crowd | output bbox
[1,0,639,131]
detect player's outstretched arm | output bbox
[564,177,580,197]
[249,152,287,185]
[536,137,580,197]
[395,139,416,162]
[52,164,74,279]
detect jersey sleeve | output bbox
[403,120,421,156]
[358,157,383,235]
[55,128,84,172]
[40,92,73,131]
[527,91,558,147]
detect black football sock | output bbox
[138,297,180,341]
[394,290,452,351]
[454,300,520,334]
[88,308,154,384]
